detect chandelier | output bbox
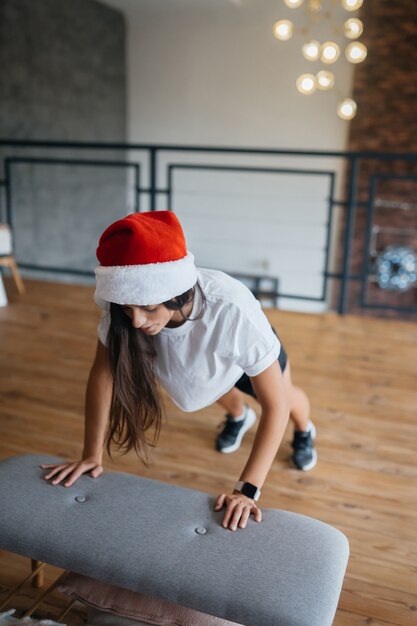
[273,0,366,120]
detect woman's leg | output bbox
[216,387,246,418]
[217,361,310,429]
[283,360,317,470]
[282,361,311,432]
[216,361,315,467]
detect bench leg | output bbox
[31,559,44,588]
[24,570,68,617]
[0,560,46,611]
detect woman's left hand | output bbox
[214,491,262,531]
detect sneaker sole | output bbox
[218,408,257,454]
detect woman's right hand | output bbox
[40,458,103,488]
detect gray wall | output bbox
[0,0,128,274]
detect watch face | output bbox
[242,483,258,500]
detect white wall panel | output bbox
[173,169,330,302]
[103,0,355,311]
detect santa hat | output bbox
[95,211,197,305]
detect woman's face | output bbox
[121,304,177,335]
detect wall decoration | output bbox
[375,245,417,292]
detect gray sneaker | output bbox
[216,406,257,453]
[290,421,317,471]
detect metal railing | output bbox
[1,138,417,315]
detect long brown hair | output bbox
[106,283,204,465]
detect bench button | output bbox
[75,496,86,503]
[195,527,207,535]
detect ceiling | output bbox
[101,0,245,19]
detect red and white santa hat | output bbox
[95,211,197,305]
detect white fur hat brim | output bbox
[94,251,197,306]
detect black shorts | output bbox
[234,330,288,399]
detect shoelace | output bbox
[291,431,312,450]
[217,415,245,436]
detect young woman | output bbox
[41,211,316,532]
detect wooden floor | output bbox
[0,277,416,626]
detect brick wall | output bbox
[343,0,417,317]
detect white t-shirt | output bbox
[97,268,281,412]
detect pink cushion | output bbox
[57,573,242,626]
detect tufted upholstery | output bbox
[0,455,349,626]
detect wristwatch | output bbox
[234,480,261,502]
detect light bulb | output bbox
[273,20,294,41]
[284,0,304,7]
[321,42,341,64]
[337,98,357,120]
[344,18,363,39]
[302,40,321,61]
[341,0,363,11]
[345,41,367,63]
[296,73,318,95]
[317,70,335,90]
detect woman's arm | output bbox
[82,339,113,462]
[41,339,113,486]
[237,360,289,487]
[215,360,290,530]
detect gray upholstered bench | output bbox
[0,455,349,625]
